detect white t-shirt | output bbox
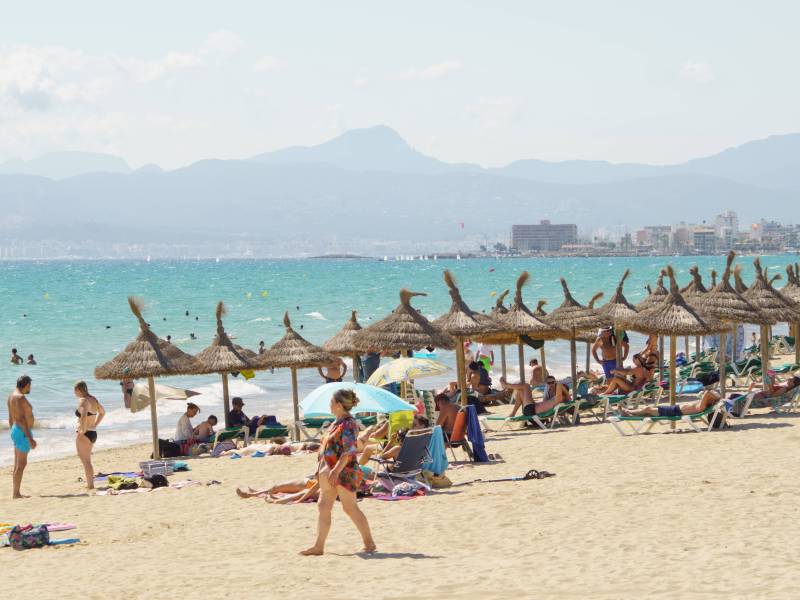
[175,413,194,441]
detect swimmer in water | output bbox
[166,335,172,344]
[26,354,36,365]
[190,333,197,340]
[10,349,23,365]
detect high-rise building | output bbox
[511,220,577,252]
[643,225,671,251]
[714,210,739,237]
[692,228,717,254]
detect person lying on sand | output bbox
[620,389,720,417]
[237,476,320,504]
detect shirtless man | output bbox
[596,354,655,395]
[10,348,23,365]
[8,375,36,499]
[317,358,348,383]
[501,375,568,418]
[193,414,218,442]
[621,389,720,417]
[434,394,460,436]
[592,327,619,379]
[529,358,544,386]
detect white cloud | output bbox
[204,30,243,54]
[253,55,280,72]
[401,60,462,81]
[120,51,203,83]
[353,76,369,88]
[680,60,714,83]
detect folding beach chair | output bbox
[372,428,433,479]
[210,426,248,449]
[608,401,730,436]
[252,424,290,442]
[445,409,474,461]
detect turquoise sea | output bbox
[0,255,791,465]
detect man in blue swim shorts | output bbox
[592,327,619,378]
[7,375,36,499]
[620,390,720,418]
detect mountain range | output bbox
[0,126,797,256]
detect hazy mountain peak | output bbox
[0,151,131,180]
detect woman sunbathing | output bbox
[595,354,654,395]
[744,374,800,409]
[237,476,320,504]
[620,389,720,417]
[501,375,568,418]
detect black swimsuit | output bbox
[76,409,98,443]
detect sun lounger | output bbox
[211,426,248,449]
[445,409,474,460]
[481,401,574,432]
[736,386,800,418]
[253,424,290,441]
[608,401,729,436]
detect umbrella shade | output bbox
[636,270,668,311]
[618,266,727,337]
[95,297,200,380]
[257,312,337,369]
[547,279,611,333]
[300,382,414,417]
[741,258,800,324]
[322,310,363,355]
[352,289,454,352]
[598,269,638,321]
[366,357,449,386]
[194,301,258,374]
[694,252,772,325]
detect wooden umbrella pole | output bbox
[669,335,677,431]
[570,333,578,424]
[291,367,301,440]
[221,372,231,428]
[659,336,665,382]
[457,337,469,407]
[540,344,547,378]
[795,322,799,366]
[353,353,360,382]
[147,375,160,459]
[684,336,689,360]
[614,321,622,368]
[719,330,727,399]
[732,324,738,363]
[695,336,701,360]
[761,324,770,392]
[517,339,526,384]
[585,342,590,373]
[500,345,507,379]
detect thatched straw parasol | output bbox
[258,312,338,438]
[681,266,710,362]
[598,269,637,367]
[733,265,748,294]
[618,266,726,409]
[741,258,800,388]
[694,252,771,396]
[636,270,668,379]
[547,279,611,416]
[488,289,510,378]
[352,289,454,353]
[433,270,502,406]
[533,300,551,377]
[194,301,258,428]
[783,265,800,365]
[323,310,364,382]
[494,272,563,386]
[95,297,200,458]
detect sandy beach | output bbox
[3,401,799,600]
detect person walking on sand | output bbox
[8,375,36,499]
[74,381,105,490]
[301,389,376,556]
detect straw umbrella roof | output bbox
[547,278,611,334]
[433,270,502,338]
[490,289,510,317]
[575,294,607,342]
[618,266,726,336]
[781,265,800,304]
[680,266,708,300]
[95,297,200,380]
[351,289,454,352]
[322,310,363,356]
[493,272,563,340]
[194,302,257,375]
[733,265,749,294]
[533,300,548,318]
[598,269,638,321]
[636,270,668,311]
[693,252,772,325]
[741,257,800,324]
[258,312,337,369]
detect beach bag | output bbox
[697,372,720,387]
[429,473,452,489]
[144,474,169,489]
[8,525,49,550]
[707,410,728,430]
[157,439,182,458]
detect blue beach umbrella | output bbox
[300,382,414,417]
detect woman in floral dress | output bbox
[301,388,376,556]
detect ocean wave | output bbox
[249,316,272,322]
[304,311,327,320]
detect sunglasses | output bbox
[546,379,556,384]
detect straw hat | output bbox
[693,252,771,325]
[322,310,363,356]
[618,266,726,336]
[352,289,454,352]
[493,272,563,340]
[636,270,668,311]
[598,269,638,321]
[741,257,800,324]
[194,302,258,375]
[547,278,611,334]
[258,312,337,369]
[433,270,501,338]
[95,297,200,380]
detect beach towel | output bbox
[465,404,489,463]
[422,425,448,476]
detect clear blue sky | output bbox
[1,1,797,168]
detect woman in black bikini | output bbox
[74,381,105,490]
